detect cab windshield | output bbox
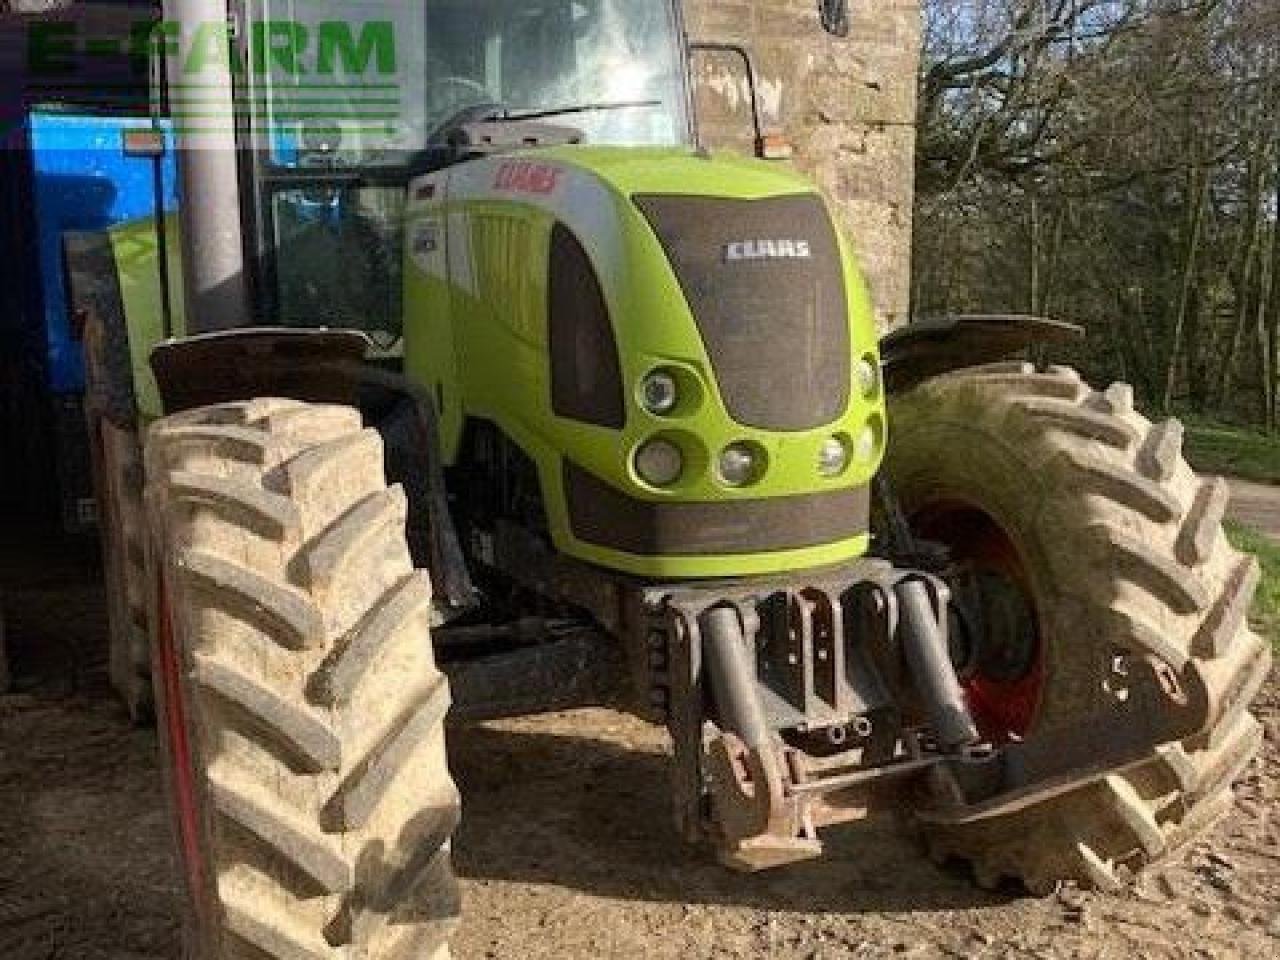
[254,0,690,167]
[422,0,689,147]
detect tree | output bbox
[915,0,1280,427]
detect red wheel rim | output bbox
[913,502,1045,743]
[963,651,1044,741]
[153,574,208,914]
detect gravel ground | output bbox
[0,526,1276,960]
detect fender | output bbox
[149,327,370,415]
[881,315,1084,394]
[150,328,475,610]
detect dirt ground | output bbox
[1,524,1278,960]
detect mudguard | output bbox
[881,315,1084,394]
[149,328,476,611]
[149,327,370,415]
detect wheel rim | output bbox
[153,573,208,915]
[912,501,1045,742]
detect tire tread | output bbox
[147,400,459,958]
[889,370,1269,894]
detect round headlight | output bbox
[641,370,679,416]
[635,438,684,487]
[719,442,762,487]
[818,435,851,477]
[853,425,879,464]
[856,356,881,399]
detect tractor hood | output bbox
[403,146,885,578]
[526,145,822,199]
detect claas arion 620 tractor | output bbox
[66,1,1268,957]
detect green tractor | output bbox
[69,1,1268,957]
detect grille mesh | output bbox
[634,194,850,432]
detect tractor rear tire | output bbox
[145,398,461,959]
[84,316,151,722]
[884,363,1270,893]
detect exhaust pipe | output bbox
[163,0,252,333]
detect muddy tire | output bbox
[884,363,1271,893]
[84,317,151,722]
[145,398,461,959]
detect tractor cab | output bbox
[228,0,693,344]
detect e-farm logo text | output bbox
[23,19,403,136]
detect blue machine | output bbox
[14,109,178,530]
[28,109,178,393]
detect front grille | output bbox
[634,193,850,432]
[564,461,869,557]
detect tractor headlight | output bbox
[634,438,684,488]
[856,356,881,399]
[818,435,851,477]
[718,442,764,487]
[640,369,679,416]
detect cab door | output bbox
[234,0,431,355]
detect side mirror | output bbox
[819,0,850,38]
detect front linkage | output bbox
[622,551,1233,873]
[652,562,967,870]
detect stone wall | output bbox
[682,0,920,331]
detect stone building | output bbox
[685,0,921,331]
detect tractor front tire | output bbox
[885,363,1270,893]
[145,399,461,959]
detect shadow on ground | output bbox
[448,721,1000,916]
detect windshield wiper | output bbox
[499,100,662,122]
